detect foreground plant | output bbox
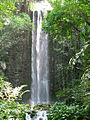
[0,100,30,120]
[0,76,30,120]
[47,102,89,120]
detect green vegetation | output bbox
[43,0,90,119]
[0,13,31,50]
[33,103,51,110]
[0,76,30,119]
[0,0,90,119]
[0,1,31,120]
[0,0,16,29]
[47,102,89,120]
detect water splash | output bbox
[32,0,53,11]
[26,111,47,120]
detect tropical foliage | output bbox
[47,102,89,120]
[0,0,16,29]
[43,0,90,119]
[0,13,32,50]
[0,0,90,119]
[0,76,30,120]
[0,1,31,120]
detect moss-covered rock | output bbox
[33,103,51,111]
[30,110,37,118]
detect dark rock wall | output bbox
[6,32,32,89]
[48,36,56,102]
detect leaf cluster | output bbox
[0,0,16,29]
[43,0,90,40]
[47,102,89,120]
[0,76,31,120]
[0,100,30,120]
[0,13,32,50]
[0,76,30,101]
[69,42,90,72]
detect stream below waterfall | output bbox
[26,111,47,120]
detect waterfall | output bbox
[31,10,49,106]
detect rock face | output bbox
[6,32,31,90]
[48,35,56,101]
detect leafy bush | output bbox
[0,76,29,101]
[56,85,84,104]
[0,76,30,120]
[0,0,16,29]
[47,102,89,120]
[0,100,30,120]
[81,67,90,111]
[0,13,32,49]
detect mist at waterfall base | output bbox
[26,111,47,120]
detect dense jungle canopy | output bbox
[0,0,90,120]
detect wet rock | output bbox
[37,103,43,107]
[33,103,51,110]
[30,110,37,118]
[39,118,43,120]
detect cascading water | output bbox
[31,10,49,106]
[27,10,49,120]
[26,1,52,120]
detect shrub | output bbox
[0,76,30,120]
[0,100,30,120]
[47,102,89,120]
